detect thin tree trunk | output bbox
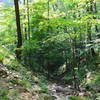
[27,0,30,39]
[94,2,99,32]
[24,0,28,40]
[14,0,22,60]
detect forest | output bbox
[0,0,100,100]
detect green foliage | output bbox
[69,96,89,100]
[92,73,100,87]
[0,88,9,97]
[19,79,31,88]
[20,1,100,88]
[0,97,9,100]
[0,88,9,100]
[0,0,100,97]
[39,83,49,93]
[94,74,100,86]
[8,89,19,100]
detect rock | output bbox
[32,85,42,93]
[6,71,22,85]
[32,93,40,100]
[50,94,71,100]
[16,86,28,93]
[66,96,72,100]
[0,63,9,78]
[55,86,74,92]
[39,93,53,100]
[32,76,39,83]
[19,92,33,100]
[96,93,100,100]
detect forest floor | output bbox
[0,63,100,100]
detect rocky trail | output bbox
[0,64,99,100]
[47,83,92,100]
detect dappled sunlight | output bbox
[0,0,100,100]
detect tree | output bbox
[14,0,22,60]
[27,0,30,39]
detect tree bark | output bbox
[14,0,22,60]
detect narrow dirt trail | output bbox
[47,82,92,100]
[47,83,76,100]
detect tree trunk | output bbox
[14,0,22,60]
[23,0,28,40]
[27,0,30,39]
